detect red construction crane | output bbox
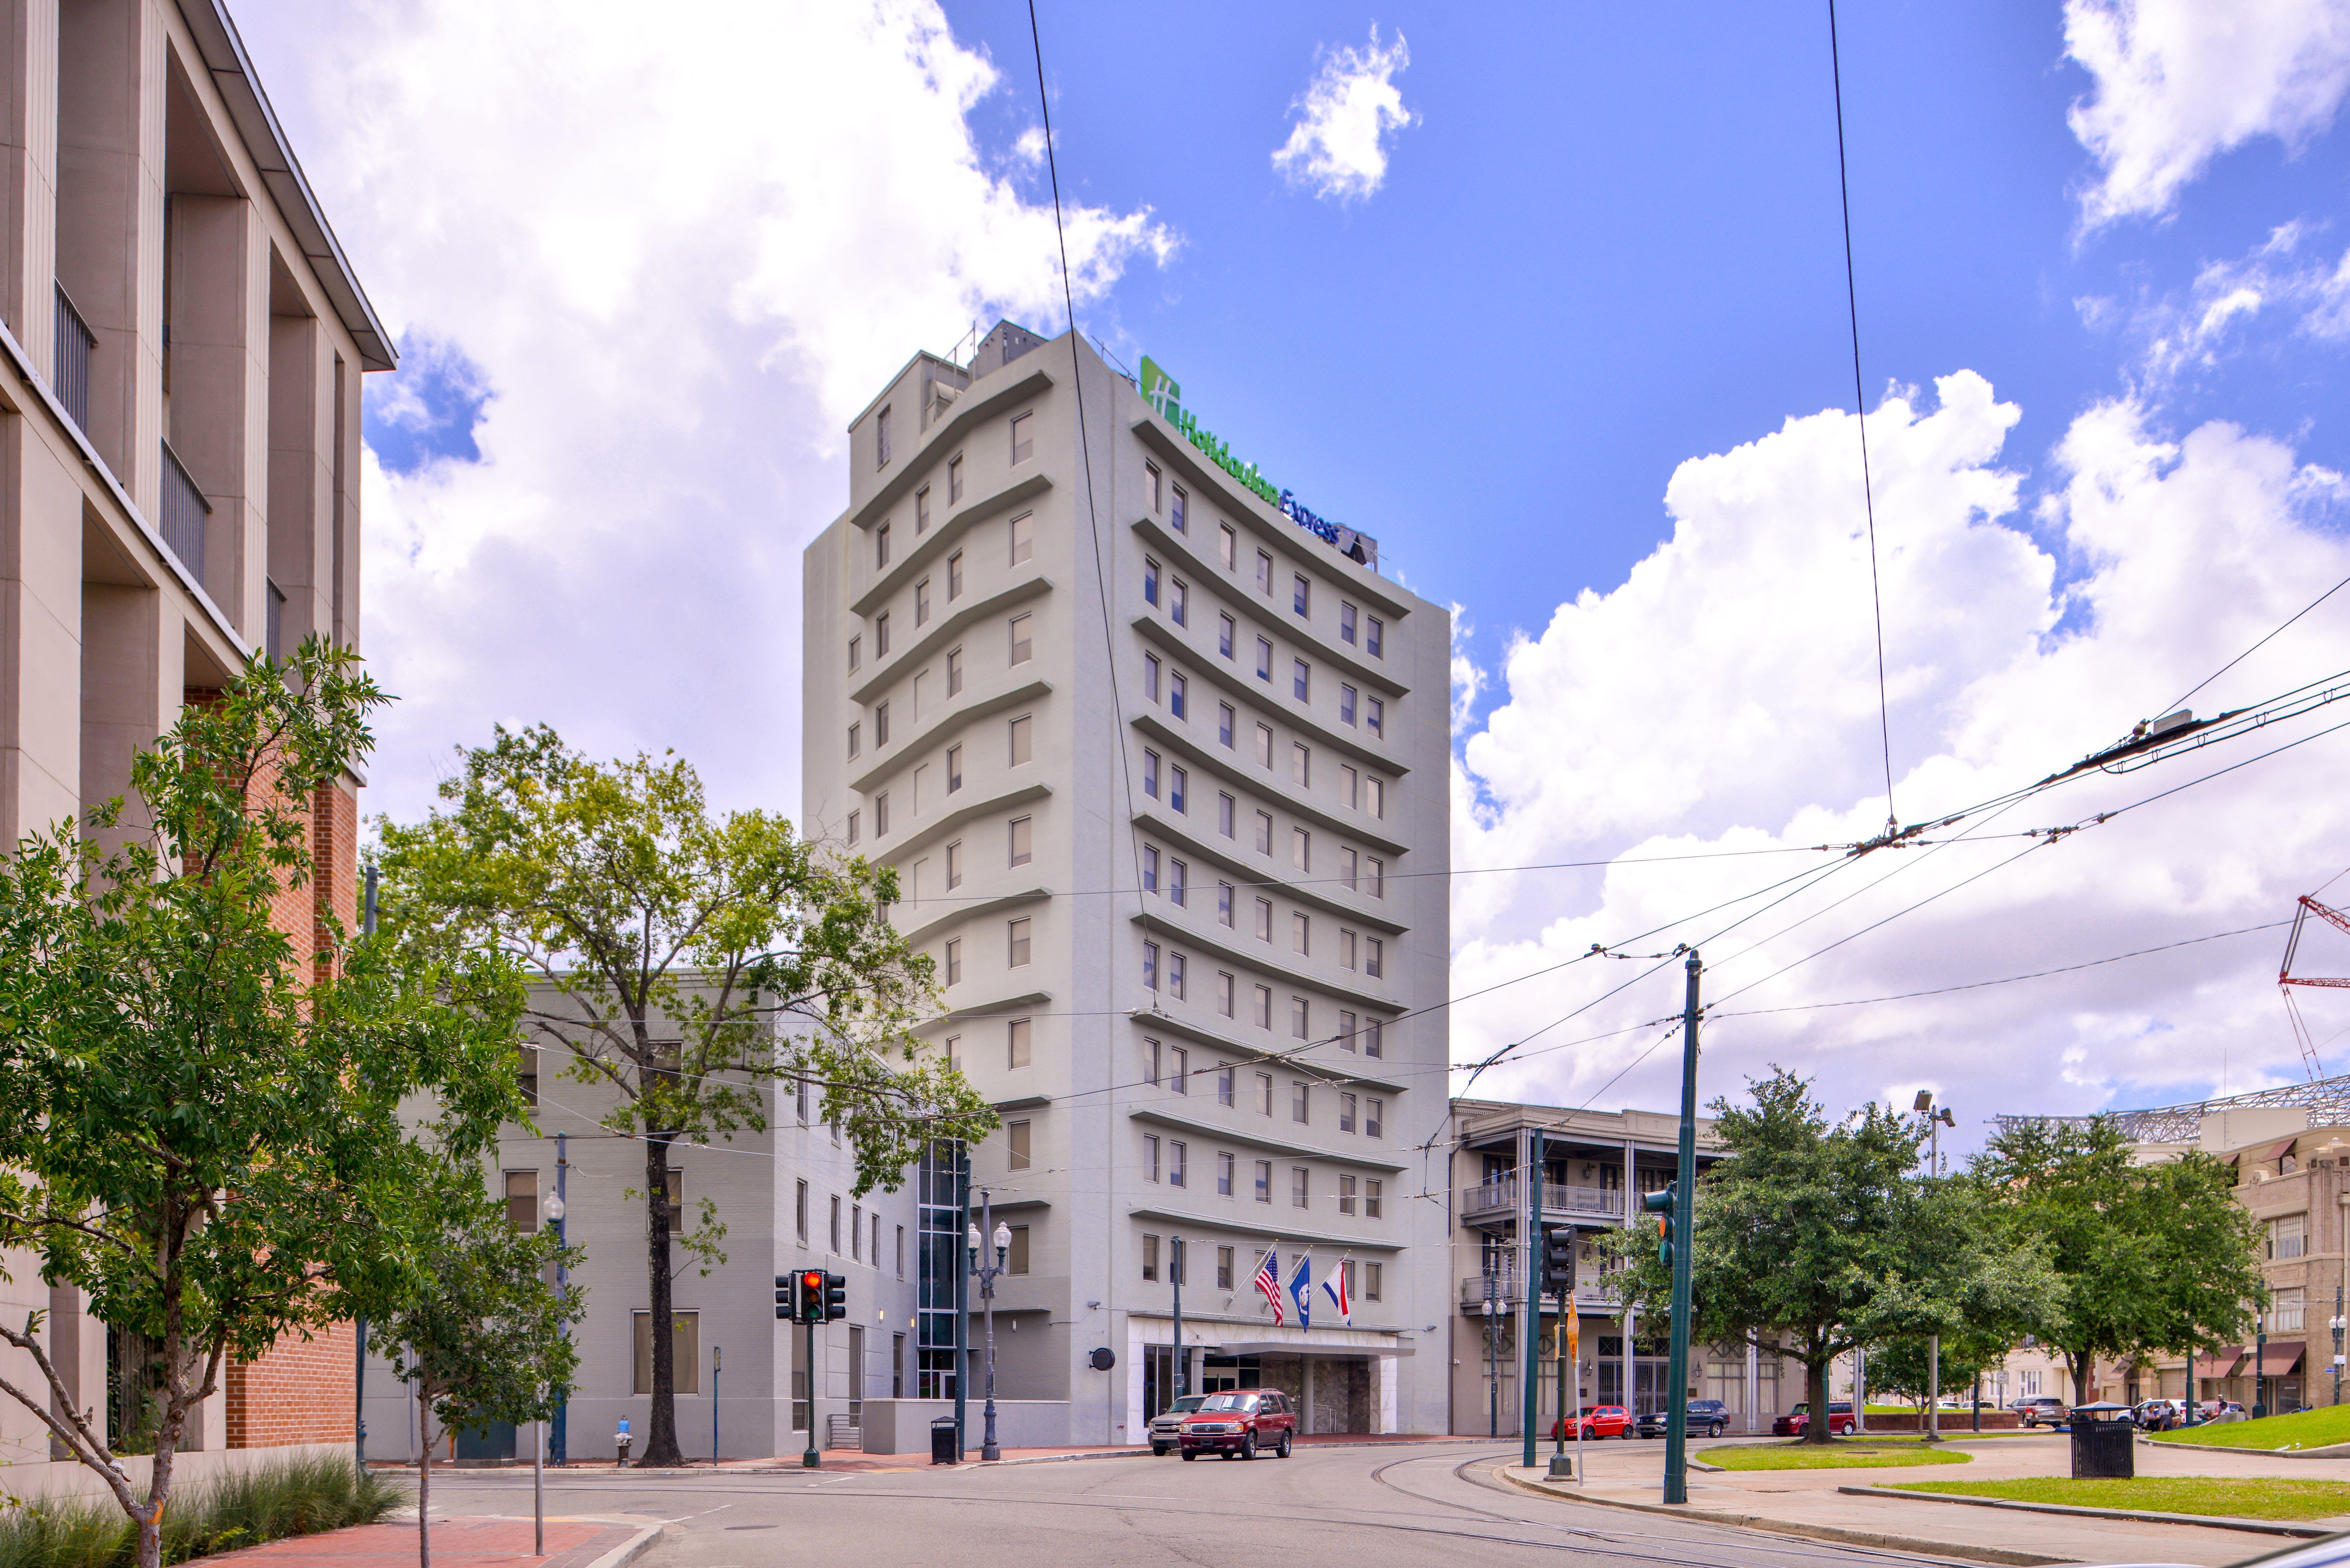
[2278,895,2350,1080]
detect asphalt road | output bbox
[419,1444,2000,1568]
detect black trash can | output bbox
[2068,1403,2135,1479]
[931,1416,960,1466]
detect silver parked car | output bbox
[1150,1395,1206,1456]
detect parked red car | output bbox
[1770,1401,1856,1437]
[1178,1389,1296,1460]
[1550,1405,1633,1441]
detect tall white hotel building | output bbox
[803,323,1450,1444]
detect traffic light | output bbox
[1540,1227,1576,1296]
[822,1271,847,1322]
[1641,1182,1677,1268]
[798,1268,827,1325]
[775,1274,795,1321]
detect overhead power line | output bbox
[1826,0,1897,837]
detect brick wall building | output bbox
[0,0,392,1499]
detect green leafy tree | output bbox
[375,725,994,1466]
[1865,1326,2008,1408]
[1600,1068,2061,1442]
[0,643,524,1568]
[372,1167,583,1568]
[1976,1117,2265,1405]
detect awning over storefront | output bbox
[2248,1342,2305,1373]
[2193,1346,2245,1377]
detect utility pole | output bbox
[1522,1126,1546,1469]
[354,863,377,1478]
[1663,951,1700,1505]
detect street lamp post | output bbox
[549,1137,570,1465]
[967,1194,1010,1462]
[1912,1091,1956,1444]
[1171,1233,1185,1410]
[2332,1291,2345,1406]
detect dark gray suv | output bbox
[1638,1399,1730,1438]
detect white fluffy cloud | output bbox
[2066,0,2350,229]
[1271,24,1419,203]
[233,0,1171,824]
[2083,221,2350,385]
[1452,373,2350,1135]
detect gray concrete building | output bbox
[362,1034,921,1465]
[803,323,1452,1444]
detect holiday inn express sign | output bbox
[1139,356,1378,571]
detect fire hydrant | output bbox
[615,1418,632,1468]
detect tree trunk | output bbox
[135,1436,173,1568]
[2068,1351,2093,1407]
[642,1134,683,1468]
[417,1387,433,1568]
[1804,1353,1834,1445]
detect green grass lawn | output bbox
[1884,1476,2350,1521]
[2152,1405,2350,1451]
[1705,1442,1974,1470]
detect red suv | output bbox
[1179,1390,1296,1460]
[1552,1406,1633,1440]
[1770,1401,1855,1437]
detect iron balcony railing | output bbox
[159,439,211,587]
[1460,1272,1624,1312]
[53,283,94,431]
[1459,1176,1627,1222]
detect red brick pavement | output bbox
[204,1517,632,1568]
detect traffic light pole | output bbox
[1521,1126,1544,1470]
[1663,950,1701,1505]
[804,1316,820,1470]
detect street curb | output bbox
[576,1521,664,1568]
[1493,1466,2073,1566]
[2145,1437,2350,1459]
[1850,1485,2343,1538]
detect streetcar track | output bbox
[435,1447,1973,1568]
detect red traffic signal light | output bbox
[799,1269,827,1325]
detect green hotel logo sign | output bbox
[1138,356,1282,508]
[1138,355,1376,568]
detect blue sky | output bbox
[236,0,2350,1135]
[936,0,2350,704]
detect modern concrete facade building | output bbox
[0,0,389,1499]
[361,1022,924,1465]
[804,323,1452,1445]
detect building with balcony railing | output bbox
[1445,1096,1792,1435]
[0,0,391,1500]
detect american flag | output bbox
[1254,1247,1283,1325]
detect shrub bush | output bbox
[0,1454,404,1568]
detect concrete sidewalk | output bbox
[1497,1434,2350,1567]
[203,1517,661,1568]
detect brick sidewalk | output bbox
[204,1518,644,1568]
